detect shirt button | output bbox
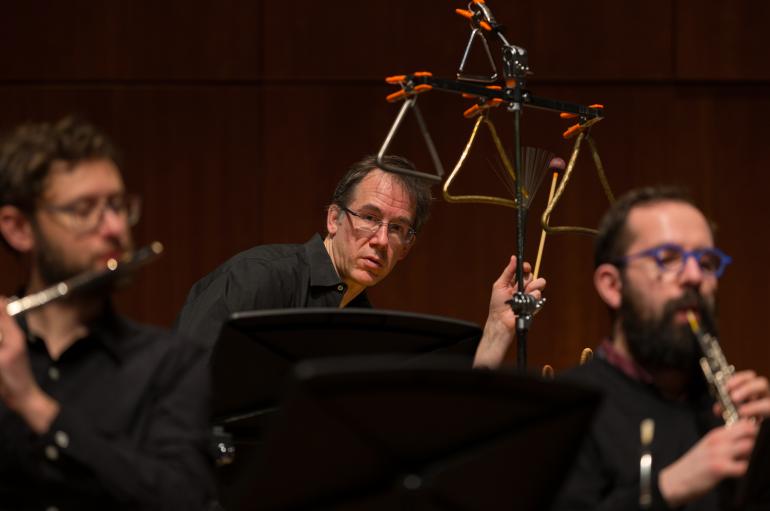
[48,366,60,381]
[337,285,344,292]
[44,445,59,461]
[54,431,69,449]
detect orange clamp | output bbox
[562,123,582,139]
[560,112,577,119]
[463,98,504,118]
[385,84,433,103]
[385,74,407,84]
[386,90,408,103]
[455,9,473,20]
[463,104,482,118]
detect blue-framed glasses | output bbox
[616,243,732,279]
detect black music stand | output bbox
[210,308,482,508]
[210,308,481,426]
[235,357,601,511]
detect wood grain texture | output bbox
[0,1,768,377]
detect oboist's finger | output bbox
[727,370,757,389]
[732,375,770,404]
[738,399,770,421]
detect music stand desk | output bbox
[236,357,601,510]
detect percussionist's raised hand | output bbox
[473,256,546,369]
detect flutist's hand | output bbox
[721,370,770,421]
[0,297,59,434]
[473,256,546,369]
[658,419,758,507]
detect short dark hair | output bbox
[330,154,433,232]
[594,186,706,268]
[0,116,119,214]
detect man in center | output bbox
[176,155,544,368]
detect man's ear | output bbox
[326,204,341,236]
[0,205,34,253]
[594,263,623,310]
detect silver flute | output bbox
[686,310,740,425]
[6,241,163,317]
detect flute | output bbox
[686,310,740,425]
[6,242,163,317]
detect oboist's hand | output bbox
[473,256,546,369]
[659,419,758,506]
[720,370,770,421]
[659,370,769,507]
[0,297,59,434]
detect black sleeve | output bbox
[175,268,236,350]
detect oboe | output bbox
[686,310,740,425]
[6,242,163,317]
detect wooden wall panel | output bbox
[0,1,769,378]
[260,0,673,80]
[0,86,262,326]
[0,0,263,80]
[676,1,770,80]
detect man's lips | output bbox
[361,256,384,270]
[673,305,699,322]
[97,250,126,266]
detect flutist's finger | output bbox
[0,298,9,349]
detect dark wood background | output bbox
[1,1,768,375]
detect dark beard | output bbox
[621,286,715,373]
[34,229,85,286]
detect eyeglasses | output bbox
[43,193,142,234]
[341,207,416,246]
[617,243,732,279]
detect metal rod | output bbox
[513,107,528,370]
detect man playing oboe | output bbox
[555,187,770,510]
[0,118,214,509]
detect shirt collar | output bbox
[598,338,654,384]
[15,300,132,363]
[305,233,344,288]
[303,234,372,308]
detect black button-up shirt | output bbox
[176,234,371,349]
[0,306,214,510]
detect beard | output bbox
[34,229,88,285]
[620,284,716,374]
[32,224,131,287]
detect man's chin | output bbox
[351,268,385,287]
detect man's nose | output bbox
[98,207,128,238]
[678,254,704,285]
[369,223,389,246]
